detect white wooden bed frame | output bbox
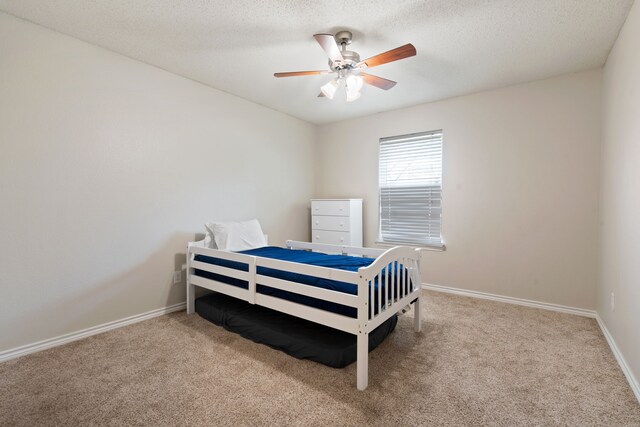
[186,239,422,390]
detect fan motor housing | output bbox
[329,50,360,71]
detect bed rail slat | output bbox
[255,294,358,334]
[405,259,410,295]
[391,262,396,303]
[400,261,404,299]
[189,246,256,263]
[404,261,409,299]
[368,280,373,321]
[386,264,391,308]
[257,257,358,284]
[377,273,382,316]
[256,275,359,308]
[190,275,249,302]
[190,260,250,281]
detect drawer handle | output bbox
[316,235,319,239]
[315,221,319,225]
[339,222,344,226]
[340,238,344,242]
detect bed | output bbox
[186,239,422,390]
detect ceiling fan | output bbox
[274,31,416,102]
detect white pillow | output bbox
[204,219,267,252]
[202,233,217,249]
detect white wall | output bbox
[0,13,316,353]
[599,0,640,394]
[316,69,602,310]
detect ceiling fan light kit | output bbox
[274,31,416,102]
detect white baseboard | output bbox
[422,283,596,318]
[0,302,186,363]
[596,314,640,403]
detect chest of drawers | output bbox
[311,199,363,247]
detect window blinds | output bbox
[379,130,443,246]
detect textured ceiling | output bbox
[0,0,634,124]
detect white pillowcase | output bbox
[204,219,267,252]
[202,233,217,249]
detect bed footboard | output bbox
[355,246,422,390]
[358,246,422,331]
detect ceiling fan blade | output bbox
[361,73,397,90]
[274,70,330,77]
[313,33,344,63]
[359,43,416,68]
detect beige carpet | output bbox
[1,291,638,426]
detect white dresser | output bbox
[311,199,363,247]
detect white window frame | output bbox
[376,129,445,250]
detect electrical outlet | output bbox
[611,292,615,312]
[173,270,182,285]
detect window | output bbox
[378,130,443,247]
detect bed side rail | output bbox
[186,244,361,328]
[285,240,385,258]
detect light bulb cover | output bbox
[346,89,361,102]
[346,74,364,93]
[320,78,339,99]
[345,74,363,102]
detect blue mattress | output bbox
[193,246,411,318]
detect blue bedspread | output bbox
[193,246,409,318]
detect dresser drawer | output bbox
[312,230,351,245]
[311,215,350,232]
[311,200,350,216]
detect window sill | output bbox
[375,241,446,252]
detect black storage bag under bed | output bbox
[195,292,397,368]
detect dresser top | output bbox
[311,198,362,201]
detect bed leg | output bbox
[413,295,422,332]
[186,283,195,315]
[357,332,368,390]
